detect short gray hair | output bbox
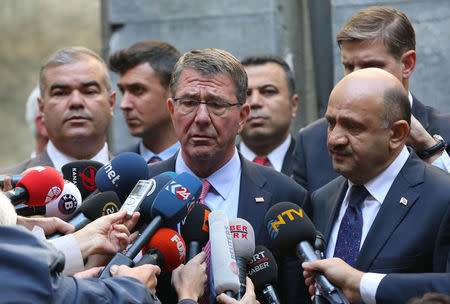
[170,48,248,105]
[0,192,17,225]
[39,46,112,98]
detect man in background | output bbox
[25,85,48,158]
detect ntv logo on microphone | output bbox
[267,208,304,239]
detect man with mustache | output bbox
[0,46,116,174]
[238,54,298,176]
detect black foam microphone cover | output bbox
[247,245,278,289]
[264,201,316,257]
[61,160,104,199]
[180,203,211,261]
[82,191,122,221]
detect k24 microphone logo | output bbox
[267,208,304,239]
[165,181,191,200]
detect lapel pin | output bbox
[399,197,408,206]
[255,197,264,203]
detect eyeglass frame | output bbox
[171,97,243,116]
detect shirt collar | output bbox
[139,141,181,162]
[408,91,413,109]
[239,135,291,171]
[175,147,241,200]
[46,140,110,172]
[350,146,410,205]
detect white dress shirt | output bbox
[239,135,292,172]
[139,140,180,162]
[46,140,110,172]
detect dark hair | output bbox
[336,6,415,60]
[170,48,248,105]
[240,53,296,97]
[109,40,181,89]
[407,292,450,304]
[382,86,411,127]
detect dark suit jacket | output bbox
[237,137,296,177]
[304,152,450,277]
[376,273,450,304]
[293,96,450,192]
[148,153,309,304]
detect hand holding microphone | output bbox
[172,252,208,302]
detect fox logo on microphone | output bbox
[267,208,304,239]
[171,234,186,262]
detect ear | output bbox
[168,98,175,117]
[37,96,44,113]
[237,103,250,134]
[290,93,299,118]
[401,50,416,80]
[389,120,410,150]
[108,91,116,116]
[35,113,48,137]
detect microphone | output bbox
[209,210,240,298]
[98,172,202,279]
[180,203,211,261]
[247,245,280,304]
[5,166,64,206]
[0,175,23,188]
[16,180,82,221]
[229,217,255,299]
[95,152,150,202]
[47,191,122,239]
[314,230,326,259]
[61,160,104,199]
[264,202,350,304]
[138,228,186,272]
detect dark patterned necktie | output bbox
[333,185,369,267]
[147,156,162,164]
[198,180,211,304]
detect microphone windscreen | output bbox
[151,172,202,222]
[81,191,122,221]
[229,217,255,260]
[143,228,186,272]
[136,172,177,222]
[61,160,103,199]
[209,210,240,295]
[45,180,82,221]
[16,166,64,206]
[180,203,210,245]
[95,152,149,202]
[247,245,278,289]
[264,202,316,257]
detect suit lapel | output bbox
[323,178,348,243]
[237,157,272,243]
[356,153,424,271]
[281,137,296,176]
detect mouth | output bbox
[247,116,268,125]
[65,116,90,123]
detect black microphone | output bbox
[247,245,281,304]
[265,202,350,304]
[180,203,211,261]
[61,160,104,199]
[47,191,122,239]
[314,230,326,259]
[0,175,23,188]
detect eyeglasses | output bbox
[172,97,242,117]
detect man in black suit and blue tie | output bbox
[303,67,450,303]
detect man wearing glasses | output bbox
[148,48,308,304]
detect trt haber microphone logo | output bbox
[45,186,62,203]
[230,224,248,239]
[267,208,304,239]
[58,194,78,214]
[165,180,191,200]
[102,202,120,215]
[247,251,269,276]
[80,166,98,191]
[171,234,186,261]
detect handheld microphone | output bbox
[61,160,104,199]
[138,228,186,272]
[209,210,240,298]
[180,203,211,261]
[47,191,122,239]
[98,172,202,279]
[229,217,255,299]
[314,230,326,259]
[95,152,150,202]
[5,166,64,206]
[16,180,82,221]
[247,245,280,304]
[0,175,23,188]
[264,202,350,304]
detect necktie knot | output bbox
[148,156,162,163]
[348,185,369,208]
[253,156,271,167]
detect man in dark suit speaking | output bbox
[304,68,450,303]
[148,48,308,304]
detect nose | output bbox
[327,125,348,147]
[119,91,133,111]
[194,103,212,125]
[68,90,85,109]
[246,90,262,108]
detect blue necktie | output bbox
[333,185,369,267]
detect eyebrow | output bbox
[178,92,228,103]
[49,81,101,92]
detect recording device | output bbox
[229,217,255,299]
[180,203,211,261]
[247,245,280,304]
[5,166,64,206]
[264,202,350,304]
[95,152,150,202]
[61,160,104,199]
[209,210,240,298]
[16,180,82,221]
[0,175,23,188]
[98,172,202,279]
[47,191,122,240]
[121,179,156,217]
[138,228,186,272]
